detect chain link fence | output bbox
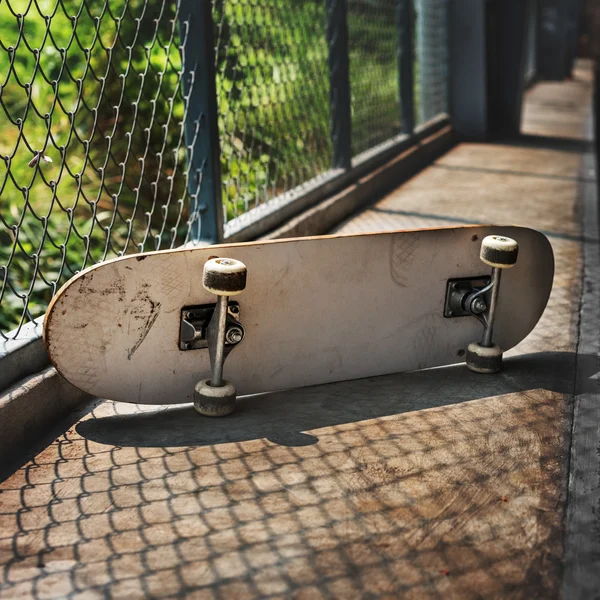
[0,0,193,339]
[0,0,450,341]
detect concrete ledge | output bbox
[0,367,90,473]
[264,125,455,240]
[0,317,49,392]
[226,116,451,242]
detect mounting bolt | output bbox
[470,297,487,315]
[225,325,244,345]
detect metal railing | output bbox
[0,0,450,342]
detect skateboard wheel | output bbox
[194,379,236,417]
[480,236,518,268]
[203,258,247,296]
[466,342,503,374]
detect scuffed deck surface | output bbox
[0,64,593,598]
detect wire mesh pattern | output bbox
[348,0,402,156]
[414,0,448,125]
[0,0,193,339]
[0,0,451,341]
[215,0,332,224]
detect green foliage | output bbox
[348,1,402,154]
[1,0,419,335]
[214,0,332,220]
[0,0,188,333]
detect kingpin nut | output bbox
[470,297,487,315]
[225,325,244,345]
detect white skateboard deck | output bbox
[44,226,554,404]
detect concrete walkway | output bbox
[0,64,597,599]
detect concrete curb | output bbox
[0,367,90,473]
[263,125,455,240]
[563,104,600,598]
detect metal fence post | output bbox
[178,0,223,243]
[448,0,488,139]
[537,0,570,81]
[565,0,583,76]
[326,0,352,170]
[486,0,529,136]
[397,0,415,135]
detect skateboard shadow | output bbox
[77,351,595,448]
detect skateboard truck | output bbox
[194,258,247,417]
[445,235,519,372]
[465,235,519,373]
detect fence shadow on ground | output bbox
[77,351,588,448]
[0,351,583,598]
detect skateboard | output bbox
[43,226,554,416]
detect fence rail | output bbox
[0,0,450,341]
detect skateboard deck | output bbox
[43,226,554,405]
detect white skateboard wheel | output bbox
[466,342,502,374]
[203,258,247,296]
[480,235,518,268]
[194,379,236,417]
